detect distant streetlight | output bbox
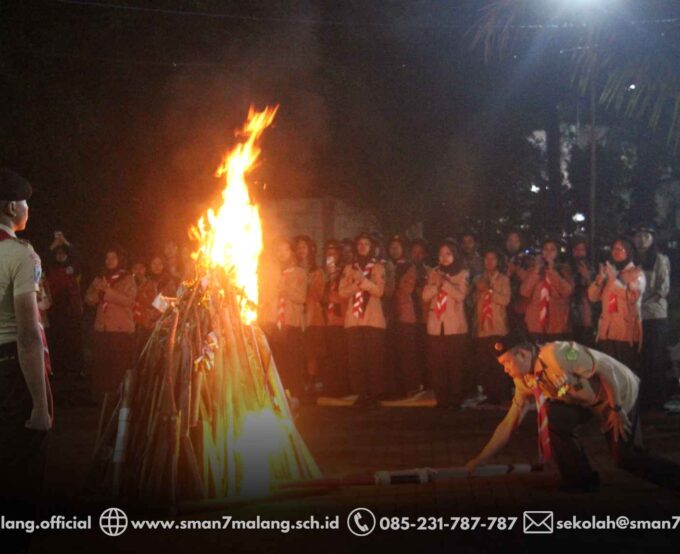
[573,212,586,222]
[531,184,541,194]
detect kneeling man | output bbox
[465,332,641,492]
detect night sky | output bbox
[2,0,677,274]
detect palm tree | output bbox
[471,0,680,150]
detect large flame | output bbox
[192,105,279,324]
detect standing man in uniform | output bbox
[0,169,52,544]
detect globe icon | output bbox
[99,507,129,537]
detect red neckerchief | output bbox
[352,258,376,319]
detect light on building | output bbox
[531,185,541,194]
[572,212,586,222]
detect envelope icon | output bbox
[523,511,554,534]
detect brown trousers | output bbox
[426,333,467,408]
[346,327,386,402]
[387,322,421,398]
[323,326,350,397]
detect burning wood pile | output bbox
[91,106,320,507]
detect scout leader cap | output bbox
[493,329,536,358]
[0,168,33,201]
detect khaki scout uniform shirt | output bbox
[422,268,469,336]
[0,224,41,346]
[305,267,326,328]
[512,342,640,424]
[259,262,307,328]
[473,271,511,338]
[338,261,386,329]
[587,263,645,345]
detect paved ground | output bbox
[25,382,680,552]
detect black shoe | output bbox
[559,472,600,493]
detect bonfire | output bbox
[91,106,320,507]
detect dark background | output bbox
[2,0,679,276]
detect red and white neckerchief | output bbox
[527,362,552,465]
[433,282,448,320]
[0,229,52,378]
[481,273,496,332]
[277,267,295,330]
[608,292,618,314]
[101,270,127,312]
[434,290,448,320]
[538,274,551,332]
[352,259,376,319]
[432,268,449,320]
[327,271,340,314]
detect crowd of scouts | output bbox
[257,228,673,412]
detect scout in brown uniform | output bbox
[0,169,51,548]
[322,240,350,397]
[520,238,574,342]
[565,237,595,346]
[504,229,532,332]
[294,235,326,397]
[338,232,386,406]
[587,237,645,370]
[85,246,137,402]
[472,249,512,405]
[410,239,431,388]
[386,236,420,398]
[465,334,644,491]
[422,239,469,408]
[259,238,307,398]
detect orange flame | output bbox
[192,105,278,323]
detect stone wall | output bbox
[260,196,381,250]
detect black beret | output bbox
[0,168,33,201]
[493,329,535,358]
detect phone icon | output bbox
[354,513,369,533]
[347,507,376,537]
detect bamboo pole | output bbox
[112,370,135,495]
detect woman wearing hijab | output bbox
[85,246,137,402]
[422,239,469,409]
[588,237,646,369]
[339,232,386,406]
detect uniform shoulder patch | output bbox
[565,345,579,361]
